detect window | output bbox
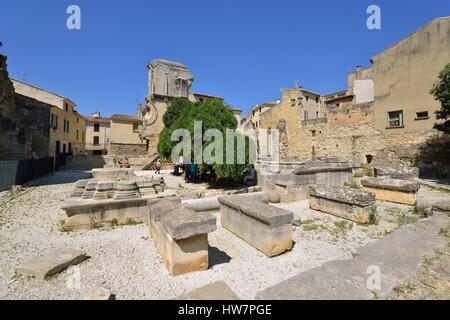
[94,123,100,132]
[316,111,319,118]
[77,117,79,124]
[64,103,69,112]
[415,111,429,120]
[82,132,85,141]
[133,123,139,133]
[387,110,404,128]
[76,130,79,140]
[311,130,316,137]
[63,120,70,133]
[304,111,309,121]
[291,99,296,107]
[93,136,100,145]
[316,97,319,103]
[305,96,309,102]
[50,114,58,129]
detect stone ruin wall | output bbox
[0,54,52,160]
[0,55,28,160]
[108,143,148,157]
[261,100,450,176]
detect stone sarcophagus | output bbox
[259,160,356,203]
[148,199,217,276]
[218,195,293,257]
[361,178,419,205]
[309,185,376,224]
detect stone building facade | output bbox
[0,54,51,160]
[109,114,147,156]
[85,112,110,155]
[257,16,450,175]
[140,59,239,156]
[11,78,86,157]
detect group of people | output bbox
[172,155,199,183]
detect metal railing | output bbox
[0,157,55,191]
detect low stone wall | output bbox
[108,143,148,156]
[62,155,105,171]
[309,185,376,224]
[103,155,154,170]
[361,178,419,205]
[218,195,293,257]
[148,199,217,276]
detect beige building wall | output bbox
[109,115,147,156]
[85,116,110,155]
[110,121,141,144]
[372,17,450,133]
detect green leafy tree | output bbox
[430,63,450,133]
[157,98,253,181]
[162,98,193,128]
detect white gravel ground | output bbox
[0,171,447,300]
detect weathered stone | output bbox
[91,168,134,180]
[148,198,181,222]
[161,207,217,240]
[374,166,419,179]
[433,200,450,214]
[75,179,90,189]
[309,185,375,207]
[218,196,293,227]
[361,178,419,205]
[82,181,98,199]
[69,189,85,198]
[62,198,148,229]
[113,182,140,200]
[182,192,269,212]
[114,181,138,191]
[81,288,114,300]
[175,281,240,300]
[148,201,215,276]
[92,181,114,200]
[218,195,293,257]
[309,185,376,224]
[361,178,419,193]
[16,249,88,279]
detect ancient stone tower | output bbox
[140,59,194,155]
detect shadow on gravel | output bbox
[25,170,92,187]
[209,245,232,268]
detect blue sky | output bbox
[1,0,449,116]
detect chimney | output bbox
[356,65,362,79]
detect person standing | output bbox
[155,158,161,175]
[179,155,184,174]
